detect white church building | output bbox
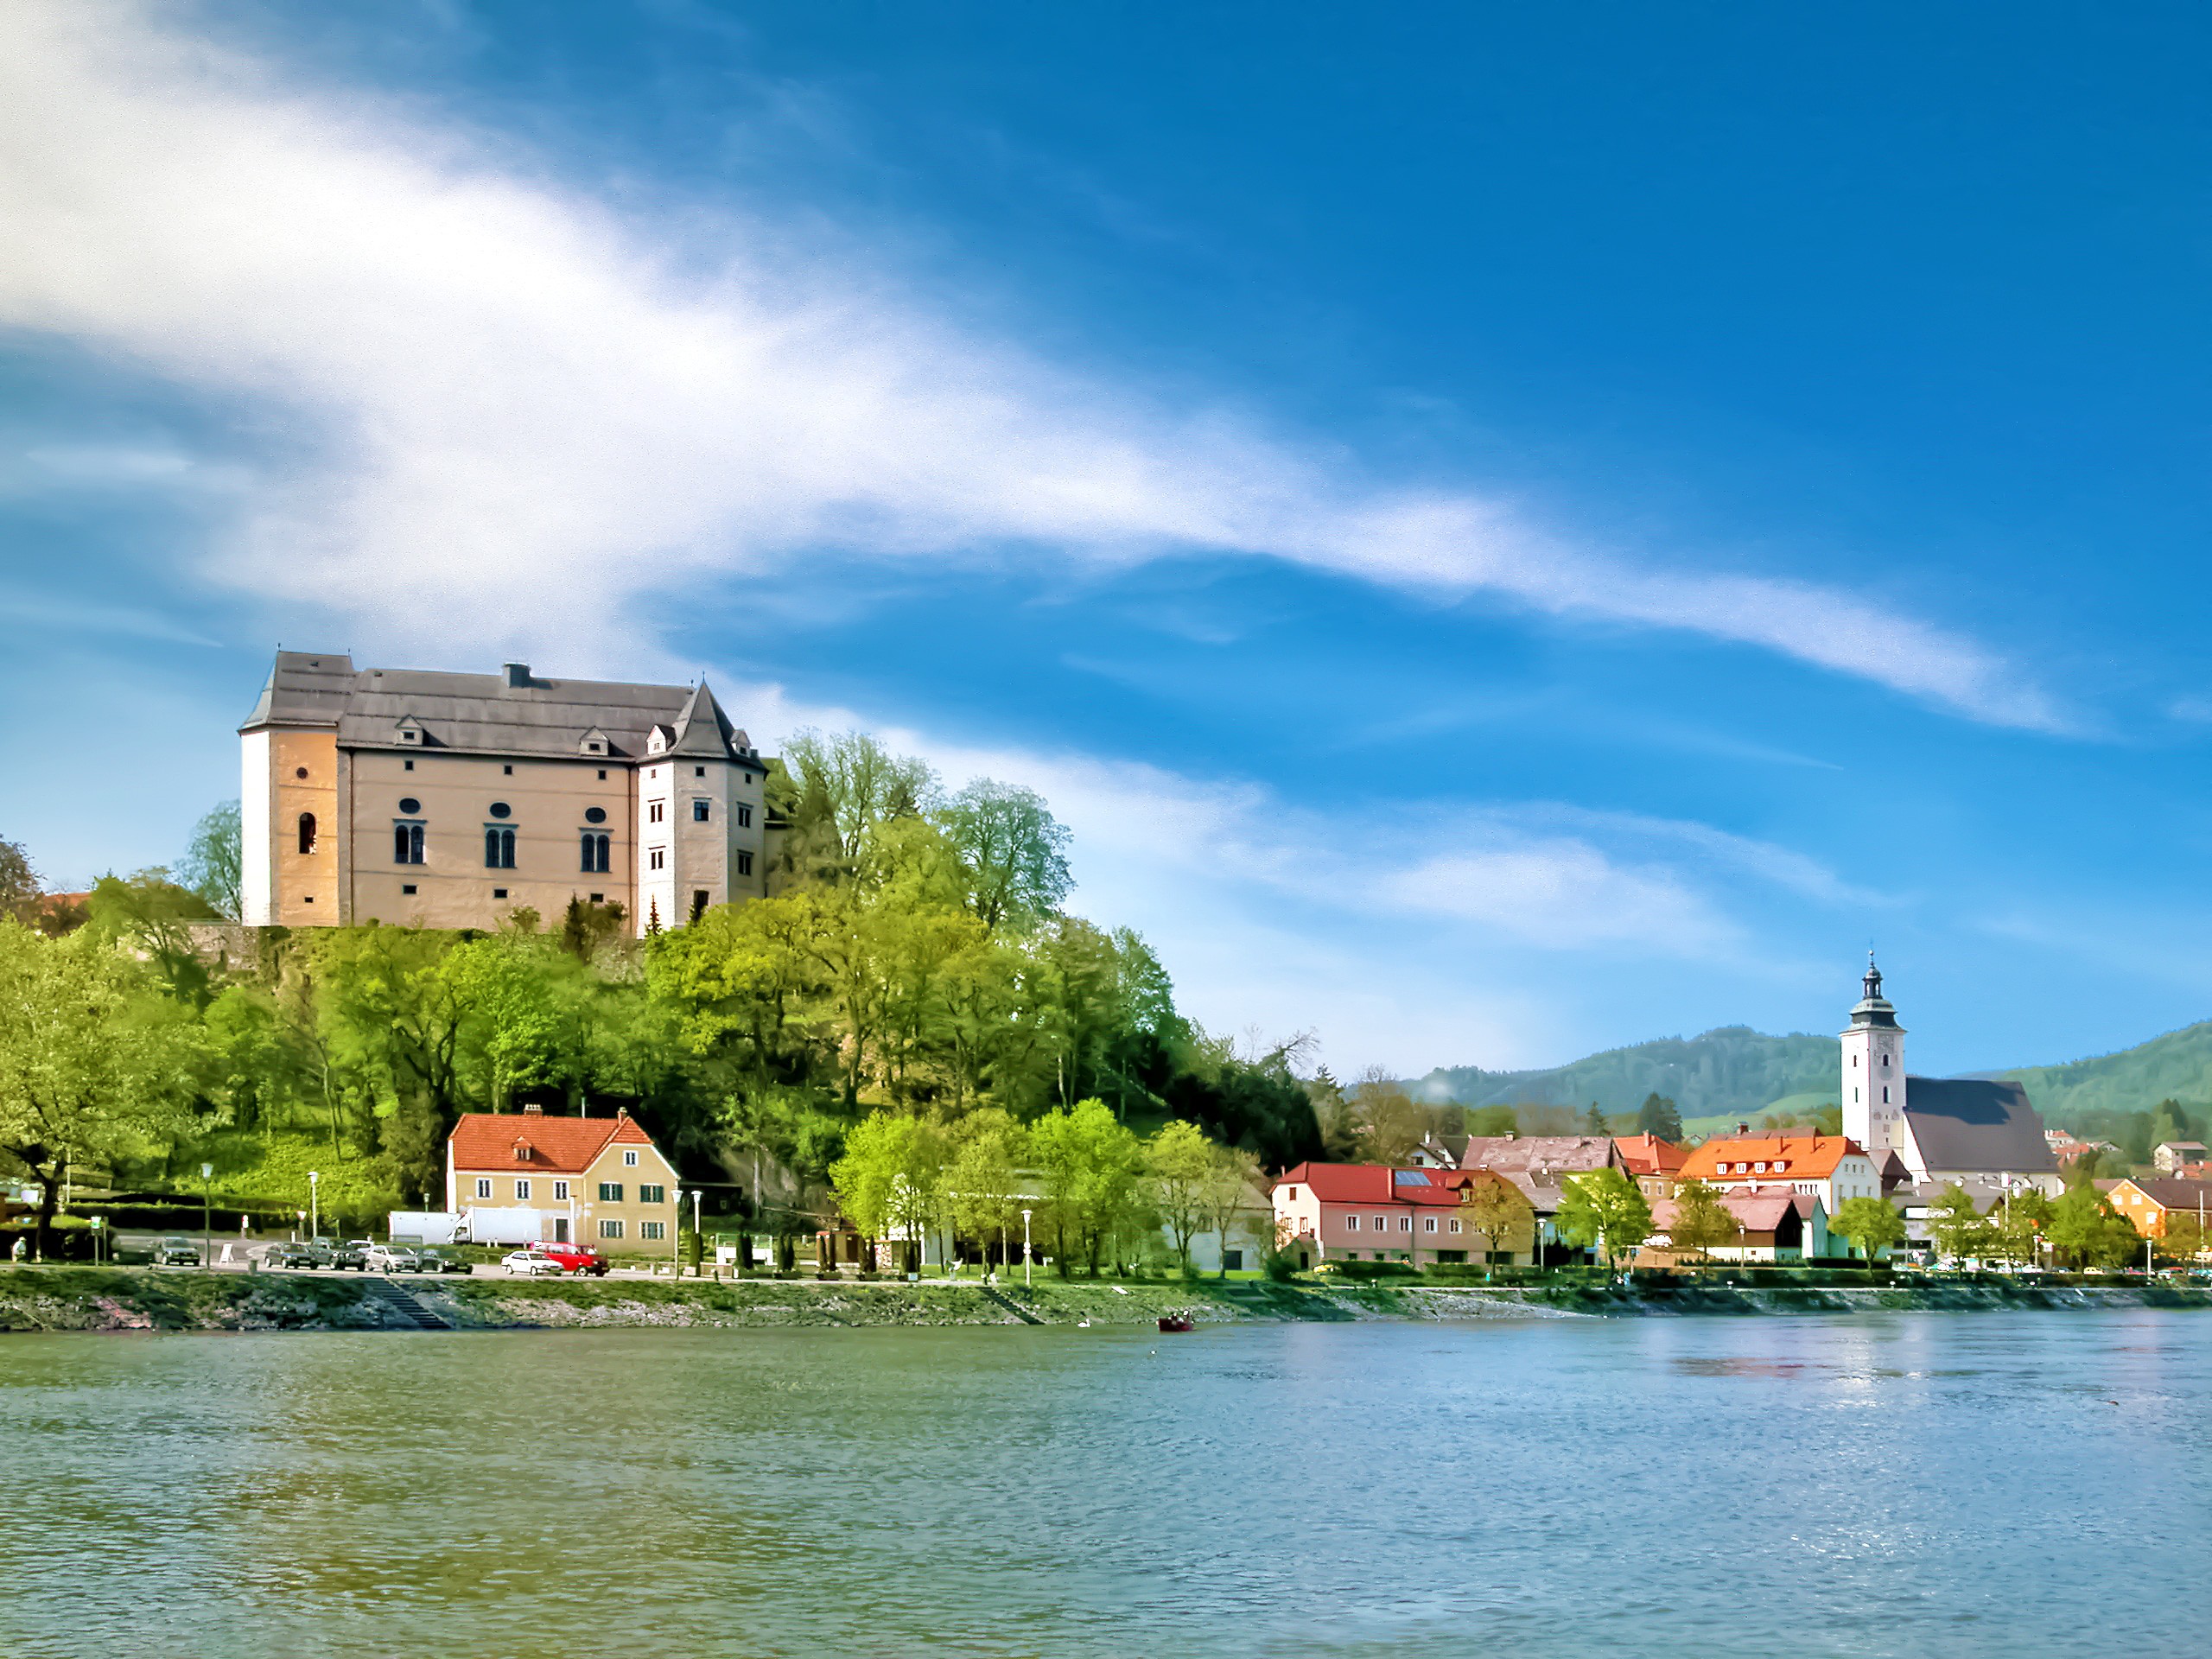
[1841,957,2062,1195]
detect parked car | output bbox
[308,1238,366,1270]
[262,1242,320,1269]
[363,1244,420,1274]
[533,1242,611,1277]
[502,1248,567,1276]
[414,1248,472,1275]
[150,1236,202,1268]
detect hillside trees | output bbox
[0,920,203,1255]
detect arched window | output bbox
[297,812,317,855]
[394,821,424,865]
[485,826,517,869]
[580,831,610,874]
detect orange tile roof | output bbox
[1614,1135,1689,1178]
[448,1109,656,1175]
[1677,1134,1866,1183]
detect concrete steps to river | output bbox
[359,1276,450,1330]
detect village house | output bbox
[1615,1134,1688,1199]
[2104,1177,2212,1243]
[446,1106,681,1255]
[2153,1142,2209,1175]
[1272,1163,1535,1269]
[1676,1133,1881,1213]
[1644,1188,1829,1263]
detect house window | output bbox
[503,765,513,776]
[736,850,753,877]
[553,1181,569,1201]
[514,1179,531,1200]
[599,1219,624,1240]
[582,832,611,873]
[639,1185,665,1205]
[1375,1216,1388,1231]
[1449,1218,1463,1234]
[736,804,753,828]
[588,893,603,903]
[1423,1217,1437,1233]
[624,1150,639,1166]
[598,1182,623,1203]
[485,826,516,868]
[640,1221,666,1241]
[493,887,508,899]
[402,884,416,894]
[488,801,512,818]
[585,806,607,824]
[1882,1053,1890,1070]
[598,769,607,780]
[649,848,665,870]
[398,797,421,815]
[1882,1086,1891,1103]
[694,766,705,777]
[692,798,710,822]
[690,890,709,922]
[1344,1215,1360,1231]
[474,1179,492,1199]
[394,822,425,864]
[1399,1216,1413,1232]
[297,812,317,855]
[649,800,664,824]
[405,759,414,771]
[1223,1249,1243,1272]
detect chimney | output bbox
[1738,1122,1750,1136]
[504,661,531,688]
[522,1103,543,1116]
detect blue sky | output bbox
[5,1,2212,1077]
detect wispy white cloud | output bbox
[0,0,2064,729]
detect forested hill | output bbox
[2001,1020,2212,1124]
[1405,1027,1836,1121]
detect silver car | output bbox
[150,1236,201,1268]
[363,1245,420,1273]
[501,1249,565,1277]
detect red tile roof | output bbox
[1614,1135,1688,1178]
[1274,1163,1471,1207]
[1679,1135,1866,1183]
[448,1109,656,1174]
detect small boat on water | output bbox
[1157,1316,1194,1333]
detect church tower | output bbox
[1840,955,1908,1162]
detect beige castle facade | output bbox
[241,652,773,935]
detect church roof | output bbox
[1901,1077,2056,1174]
[241,652,766,769]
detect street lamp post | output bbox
[674,1191,687,1274]
[1021,1208,1033,1288]
[690,1189,702,1275]
[308,1170,320,1244]
[200,1162,213,1269]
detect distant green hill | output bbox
[1406,1027,1836,1122]
[1405,1014,2212,1135]
[2000,1020,2212,1127]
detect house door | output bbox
[553,1217,569,1243]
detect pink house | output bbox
[1272,1162,1480,1268]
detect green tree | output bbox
[1351,1069,1426,1166]
[830,1110,945,1272]
[178,800,243,919]
[1030,1097,1141,1277]
[1666,1178,1738,1261]
[1459,1171,1531,1271]
[1144,1118,1214,1273]
[1830,1194,1906,1262]
[1635,1092,1683,1141]
[1555,1166,1652,1271]
[1924,1184,1993,1265]
[84,868,221,1005]
[936,779,1072,932]
[1198,1143,1264,1277]
[1992,1188,2052,1267]
[0,921,202,1255]
[0,837,41,927]
[2046,1186,2140,1269]
[1582,1102,1609,1136]
[1467,1104,1519,1138]
[945,1107,1028,1268]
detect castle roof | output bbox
[242,652,766,770]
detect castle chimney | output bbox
[522,1103,543,1116]
[504,661,531,688]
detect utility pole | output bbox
[1021,1208,1033,1288]
[200,1162,214,1269]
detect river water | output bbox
[1,1309,2203,1657]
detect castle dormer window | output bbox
[580,728,611,757]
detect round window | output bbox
[398,797,421,815]
[489,802,512,819]
[584,806,607,824]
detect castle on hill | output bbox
[240,651,779,936]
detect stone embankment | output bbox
[2,1267,2207,1334]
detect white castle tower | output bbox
[1840,954,1908,1162]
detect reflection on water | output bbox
[1,1311,2205,1658]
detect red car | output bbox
[533,1242,610,1276]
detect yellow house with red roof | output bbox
[446,1106,680,1255]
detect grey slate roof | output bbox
[1457,1135,1621,1179]
[240,652,765,768]
[1902,1077,2056,1174]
